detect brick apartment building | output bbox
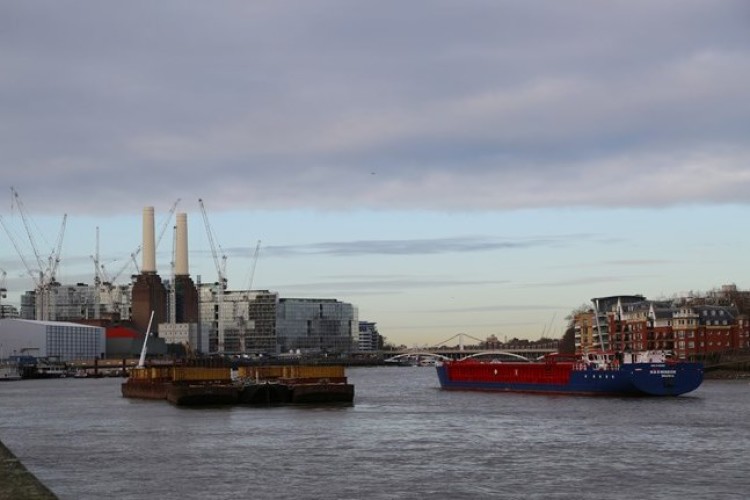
[575,286,750,359]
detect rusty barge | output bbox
[121,363,354,406]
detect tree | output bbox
[559,303,593,354]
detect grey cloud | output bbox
[268,239,518,257]
[248,234,587,257]
[434,304,563,314]
[276,276,509,296]
[2,1,749,213]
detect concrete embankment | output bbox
[0,440,57,500]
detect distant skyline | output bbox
[2,1,749,346]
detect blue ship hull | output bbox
[436,361,703,397]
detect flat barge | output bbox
[122,364,354,406]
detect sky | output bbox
[1,1,750,347]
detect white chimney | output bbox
[142,206,156,273]
[175,212,189,276]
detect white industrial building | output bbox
[158,322,203,354]
[0,318,106,361]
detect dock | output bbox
[0,439,57,500]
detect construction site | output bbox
[0,192,361,360]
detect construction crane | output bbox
[198,198,227,353]
[0,215,40,287]
[3,188,67,320]
[0,267,7,300]
[91,226,102,319]
[0,267,7,319]
[95,199,180,290]
[47,213,67,285]
[235,240,262,353]
[245,240,261,291]
[10,187,46,274]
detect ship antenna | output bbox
[137,311,155,368]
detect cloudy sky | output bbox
[1,1,749,346]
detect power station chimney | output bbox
[175,212,189,276]
[132,206,167,336]
[142,206,157,274]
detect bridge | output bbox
[382,333,558,363]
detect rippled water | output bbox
[1,367,749,499]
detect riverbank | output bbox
[704,369,750,379]
[0,439,57,500]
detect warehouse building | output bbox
[0,318,105,361]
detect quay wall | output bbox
[0,439,57,500]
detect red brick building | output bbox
[577,294,750,359]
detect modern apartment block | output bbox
[196,292,359,355]
[275,298,358,354]
[358,321,380,351]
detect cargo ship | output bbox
[436,350,703,396]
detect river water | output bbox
[0,367,748,500]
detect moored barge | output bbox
[122,363,354,406]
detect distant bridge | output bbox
[382,348,556,362]
[382,332,558,361]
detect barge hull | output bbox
[290,383,355,404]
[166,384,239,406]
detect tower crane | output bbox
[91,226,102,319]
[245,240,261,292]
[0,267,8,319]
[0,215,41,287]
[198,198,227,353]
[47,213,67,285]
[10,187,46,274]
[4,188,67,320]
[0,267,7,301]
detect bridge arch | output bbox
[384,352,451,365]
[460,351,534,362]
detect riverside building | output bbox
[577,292,750,359]
[0,318,105,361]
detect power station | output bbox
[2,203,364,358]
